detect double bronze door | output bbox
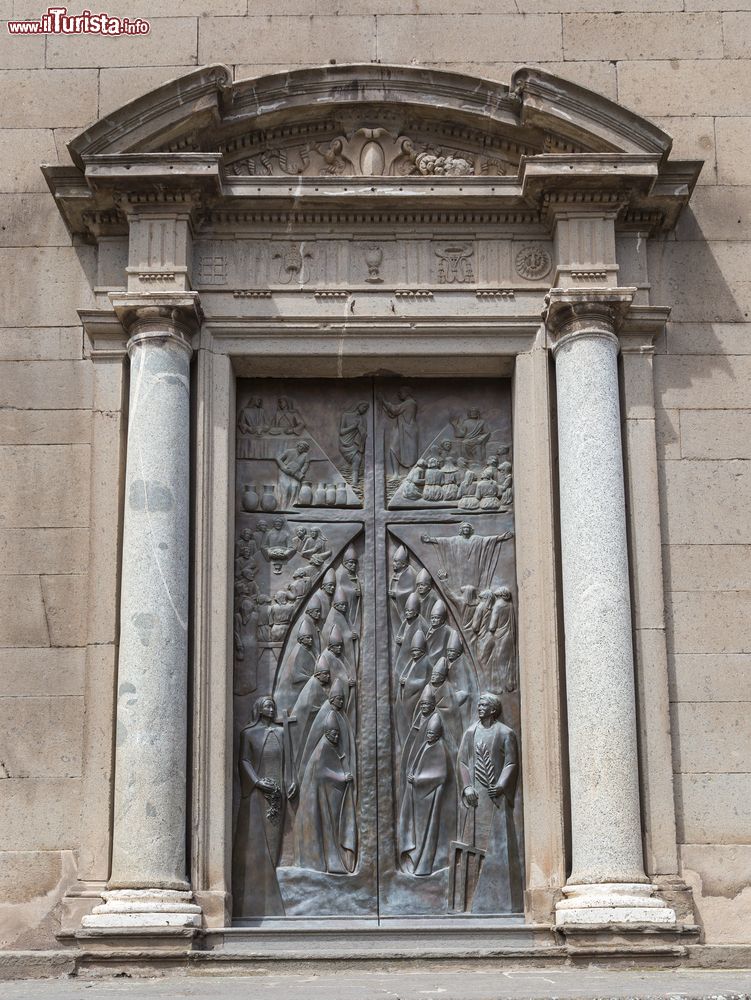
[231,377,523,921]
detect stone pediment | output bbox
[65,63,673,171]
[45,63,701,238]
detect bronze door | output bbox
[231,378,523,922]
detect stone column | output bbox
[545,289,675,927]
[83,294,202,932]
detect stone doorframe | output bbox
[46,64,700,954]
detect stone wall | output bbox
[0,0,749,947]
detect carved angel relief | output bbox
[226,126,511,178]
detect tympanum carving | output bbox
[225,125,511,178]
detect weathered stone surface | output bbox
[0,445,90,529]
[0,647,84,697]
[680,409,751,459]
[0,849,77,951]
[660,459,751,545]
[0,26,45,71]
[666,322,751,355]
[233,58,618,99]
[618,60,751,116]
[0,328,82,362]
[632,626,679,875]
[621,351,656,420]
[0,850,66,906]
[0,410,90,446]
[425,61,617,99]
[39,575,87,648]
[680,844,751,945]
[0,528,88,576]
[52,128,80,168]
[0,130,57,193]
[723,11,751,56]
[0,696,84,778]
[199,15,377,64]
[0,71,98,128]
[563,13,723,60]
[654,355,751,409]
[716,118,751,185]
[0,361,91,410]
[675,773,751,844]
[98,66,198,117]
[0,576,48,648]
[675,187,751,242]
[668,590,751,654]
[666,543,751,592]
[671,702,751,773]
[651,116,716,185]
[648,242,751,323]
[624,417,665,629]
[14,0,242,12]
[377,14,562,62]
[525,0,681,9]
[0,195,71,248]
[0,248,96,327]
[0,778,81,851]
[670,652,751,703]
[655,407,681,461]
[47,18,197,69]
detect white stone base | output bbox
[555,883,677,927]
[81,889,202,929]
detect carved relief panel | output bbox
[194,236,554,294]
[232,378,523,921]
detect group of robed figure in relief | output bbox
[232,544,362,917]
[388,532,523,912]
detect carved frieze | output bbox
[194,237,555,293]
[223,124,517,179]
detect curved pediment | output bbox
[46,63,700,240]
[67,63,674,177]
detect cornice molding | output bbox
[43,65,700,241]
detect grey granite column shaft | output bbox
[108,309,193,892]
[550,297,647,887]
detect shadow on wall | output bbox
[652,207,751,945]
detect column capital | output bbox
[543,287,636,356]
[109,291,202,357]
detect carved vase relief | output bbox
[225,125,513,179]
[232,378,523,921]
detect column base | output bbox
[555,883,677,927]
[81,889,202,930]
